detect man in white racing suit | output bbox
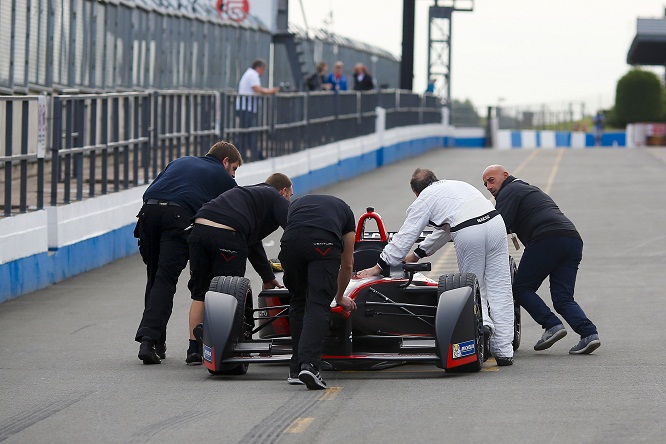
[357,168,515,365]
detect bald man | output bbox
[482,165,600,355]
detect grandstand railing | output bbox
[1,89,442,217]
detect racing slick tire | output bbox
[509,256,521,351]
[207,276,252,376]
[437,273,484,373]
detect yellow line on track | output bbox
[285,417,315,433]
[512,149,539,176]
[319,386,342,400]
[544,149,564,195]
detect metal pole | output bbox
[400,0,415,90]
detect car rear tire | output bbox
[438,273,483,372]
[207,276,251,375]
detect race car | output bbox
[199,207,521,376]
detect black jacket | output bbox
[195,184,288,282]
[494,176,581,246]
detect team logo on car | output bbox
[203,345,213,362]
[452,340,475,358]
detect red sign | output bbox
[216,0,250,22]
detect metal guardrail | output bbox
[1,89,441,217]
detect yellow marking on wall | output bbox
[319,386,342,401]
[544,149,564,195]
[285,417,315,433]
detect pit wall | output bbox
[3,121,484,303]
[495,129,626,149]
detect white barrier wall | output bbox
[1,123,451,302]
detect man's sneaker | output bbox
[534,324,567,351]
[186,351,202,365]
[138,337,161,365]
[298,363,327,390]
[495,356,514,366]
[287,373,305,385]
[155,343,166,360]
[569,334,601,355]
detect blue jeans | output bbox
[513,237,597,337]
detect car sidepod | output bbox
[435,286,483,373]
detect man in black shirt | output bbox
[185,173,293,364]
[279,195,357,389]
[135,141,241,365]
[482,164,600,355]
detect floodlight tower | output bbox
[427,1,474,112]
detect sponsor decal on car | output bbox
[203,344,213,363]
[452,340,475,359]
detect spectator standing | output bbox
[307,62,332,91]
[357,168,515,365]
[185,173,293,364]
[135,141,242,365]
[426,78,436,93]
[236,58,279,160]
[279,195,357,389]
[593,111,605,146]
[352,63,374,91]
[482,164,601,355]
[325,61,348,92]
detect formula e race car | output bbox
[199,207,521,376]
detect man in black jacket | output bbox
[184,173,293,364]
[135,141,241,365]
[482,164,600,355]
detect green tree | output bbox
[614,68,663,126]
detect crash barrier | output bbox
[0,112,450,303]
[494,129,626,149]
[1,89,441,218]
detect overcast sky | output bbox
[289,0,665,113]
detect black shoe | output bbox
[298,363,327,390]
[138,337,161,365]
[186,351,202,366]
[155,342,166,360]
[495,356,514,366]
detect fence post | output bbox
[141,94,151,184]
[20,100,29,213]
[50,96,62,207]
[3,101,13,216]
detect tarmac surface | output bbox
[1,147,665,443]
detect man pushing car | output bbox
[357,168,515,365]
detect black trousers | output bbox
[187,224,248,301]
[279,228,341,372]
[134,203,192,344]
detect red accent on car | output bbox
[446,343,478,368]
[355,208,388,242]
[267,295,290,335]
[203,345,216,371]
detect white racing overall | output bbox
[380,180,515,358]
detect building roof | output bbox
[627,18,666,65]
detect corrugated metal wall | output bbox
[0,0,399,94]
